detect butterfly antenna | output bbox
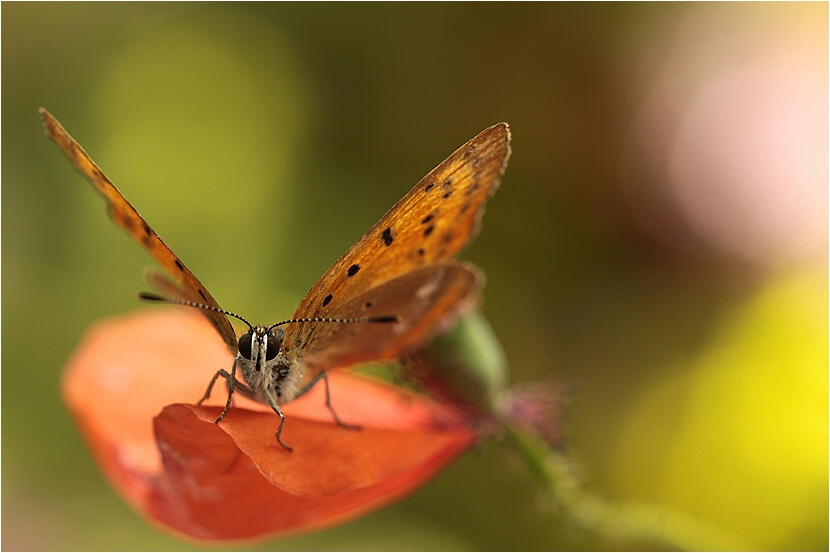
[138,292,254,329]
[267,314,400,332]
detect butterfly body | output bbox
[41,108,511,451]
[237,325,295,401]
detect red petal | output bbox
[62,308,475,541]
[150,403,471,540]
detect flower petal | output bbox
[150,403,472,540]
[62,308,476,541]
[187,401,472,497]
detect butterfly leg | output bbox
[197,357,250,424]
[263,389,293,452]
[299,371,362,432]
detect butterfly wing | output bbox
[283,123,510,385]
[40,108,238,354]
[288,123,509,322]
[286,261,482,394]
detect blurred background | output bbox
[3,3,826,550]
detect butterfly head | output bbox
[238,325,286,371]
[234,324,299,404]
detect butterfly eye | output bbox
[238,331,253,359]
[266,332,281,360]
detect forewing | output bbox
[286,123,510,346]
[288,261,482,393]
[40,108,238,353]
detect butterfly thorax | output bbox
[236,325,302,406]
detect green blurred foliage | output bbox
[3,3,826,550]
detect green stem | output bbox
[504,425,755,551]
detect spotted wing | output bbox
[285,123,510,349]
[40,108,238,353]
[287,261,482,397]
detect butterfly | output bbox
[41,108,511,451]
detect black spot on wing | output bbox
[421,214,434,224]
[347,264,360,277]
[424,182,435,192]
[423,225,435,237]
[138,224,155,247]
[381,227,394,246]
[322,294,333,307]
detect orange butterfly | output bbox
[41,108,510,450]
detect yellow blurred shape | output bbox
[612,269,828,550]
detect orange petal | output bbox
[62,308,475,541]
[150,403,472,540]
[62,308,232,509]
